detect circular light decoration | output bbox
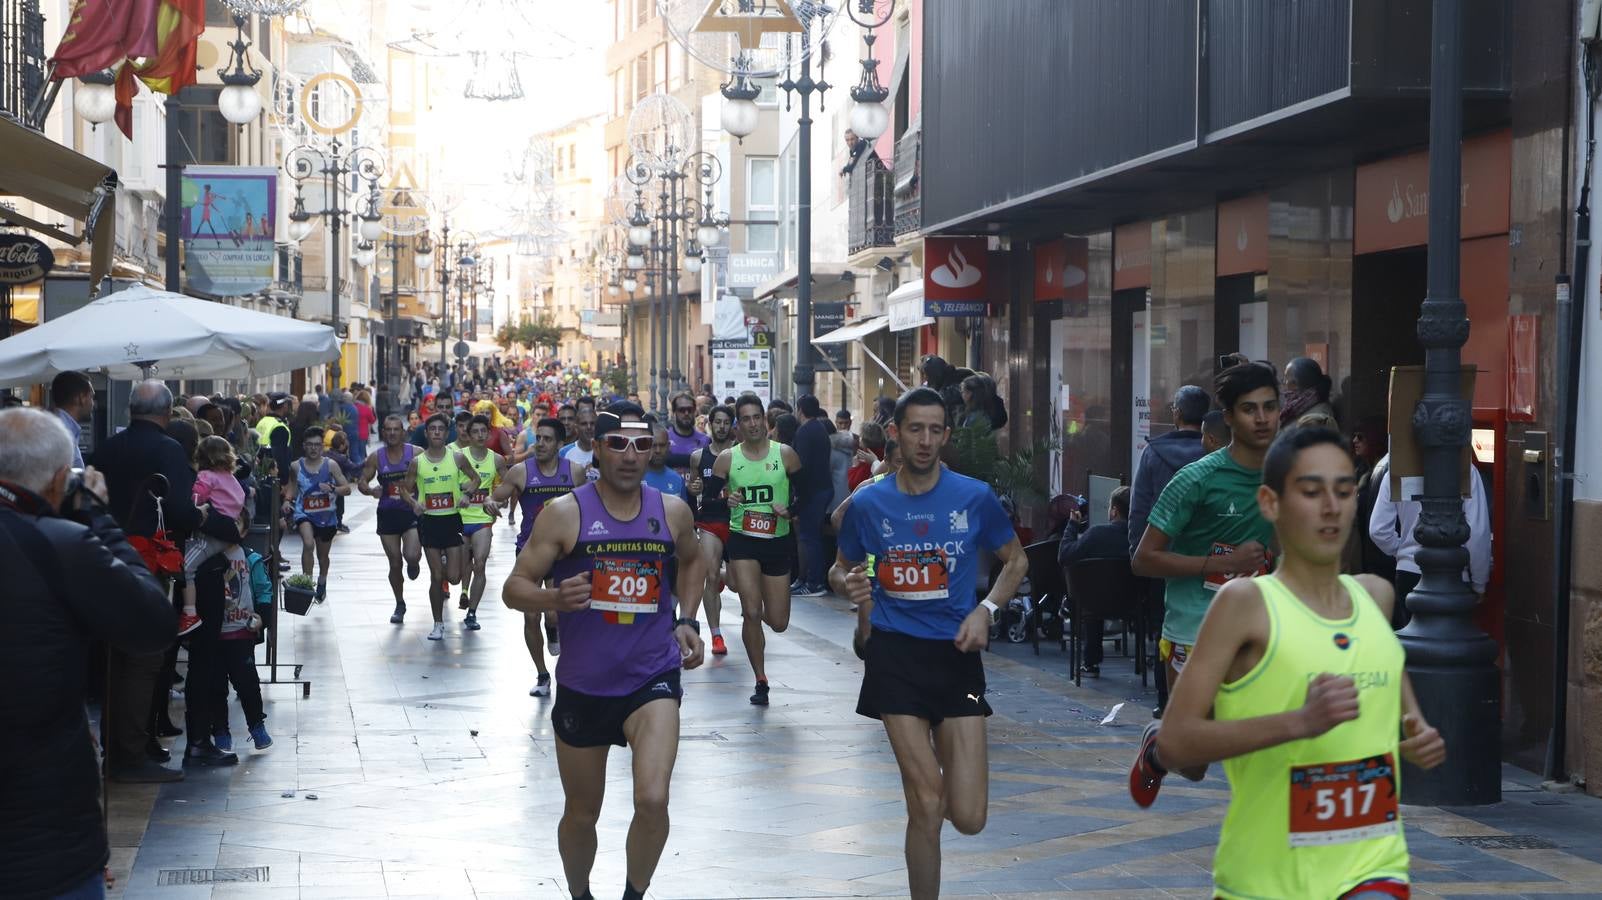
[627,93,694,174]
[299,72,364,136]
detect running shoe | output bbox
[406,558,420,581]
[530,673,552,697]
[390,601,406,624]
[793,583,827,598]
[427,622,445,641]
[1129,721,1167,808]
[458,590,470,610]
[711,634,728,656]
[314,582,326,604]
[248,723,273,750]
[749,680,770,706]
[545,622,561,657]
[212,729,233,752]
[176,613,203,636]
[464,611,481,631]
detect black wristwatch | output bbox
[675,617,701,633]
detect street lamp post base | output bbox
[1399,658,1502,805]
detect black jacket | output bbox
[794,417,835,497]
[92,419,239,544]
[1126,428,1205,557]
[1059,518,1133,568]
[0,496,173,899]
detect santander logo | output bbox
[931,244,982,289]
[1386,180,1405,224]
[1061,263,1086,289]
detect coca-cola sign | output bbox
[0,234,54,285]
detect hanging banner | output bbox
[1034,237,1089,303]
[1216,194,1269,276]
[1130,297,1151,480]
[1507,314,1538,422]
[813,301,846,367]
[924,237,989,314]
[180,165,278,296]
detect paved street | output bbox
[107,494,1602,900]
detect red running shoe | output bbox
[1129,721,1166,808]
[177,613,203,637]
[711,634,728,656]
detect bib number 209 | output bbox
[589,558,661,614]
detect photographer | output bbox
[0,408,174,900]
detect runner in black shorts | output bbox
[357,415,422,623]
[685,404,736,656]
[401,414,479,641]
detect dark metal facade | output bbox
[1206,0,1351,133]
[0,0,45,129]
[847,152,894,256]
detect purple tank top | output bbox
[375,444,415,510]
[515,457,574,551]
[549,484,680,696]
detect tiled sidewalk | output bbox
[108,494,1602,899]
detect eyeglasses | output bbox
[601,434,654,453]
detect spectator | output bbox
[0,408,173,898]
[827,429,856,519]
[287,400,320,446]
[338,391,363,463]
[848,421,886,490]
[835,408,853,435]
[411,392,456,446]
[315,383,333,418]
[959,373,998,431]
[872,395,896,427]
[353,389,377,459]
[790,396,834,597]
[50,370,95,469]
[1129,386,1210,556]
[1367,452,1491,628]
[1059,485,1133,677]
[1280,356,1336,427]
[1200,409,1230,453]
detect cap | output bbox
[594,401,648,439]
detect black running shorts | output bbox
[856,628,991,725]
[376,507,419,536]
[294,519,338,544]
[726,531,791,577]
[552,668,682,748]
[417,513,463,549]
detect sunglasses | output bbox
[601,434,654,453]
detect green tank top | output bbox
[727,440,790,539]
[458,448,499,524]
[1212,574,1409,900]
[417,449,464,517]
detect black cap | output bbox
[594,402,647,440]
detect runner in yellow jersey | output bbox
[1145,426,1445,899]
[401,413,481,641]
[458,415,507,632]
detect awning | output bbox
[753,265,855,302]
[0,118,119,287]
[887,281,934,332]
[813,315,889,345]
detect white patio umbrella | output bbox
[0,284,339,386]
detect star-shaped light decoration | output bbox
[693,0,802,47]
[124,342,140,358]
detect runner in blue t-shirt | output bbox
[642,421,692,505]
[830,386,1028,900]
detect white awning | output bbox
[887,281,933,332]
[813,315,889,345]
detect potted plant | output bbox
[282,572,316,616]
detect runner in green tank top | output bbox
[457,415,507,631]
[402,413,481,641]
[713,394,802,706]
[1137,427,1445,899]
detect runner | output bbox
[1143,425,1446,898]
[642,421,691,505]
[666,391,710,463]
[562,398,599,481]
[501,403,706,900]
[401,413,481,641]
[458,415,507,631]
[685,404,736,656]
[493,417,584,696]
[356,415,422,624]
[1130,361,1280,787]
[281,427,352,602]
[829,386,1028,900]
[713,394,803,705]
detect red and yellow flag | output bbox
[112,0,204,137]
[51,0,205,139]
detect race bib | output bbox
[589,557,662,615]
[1203,542,1272,592]
[424,492,454,511]
[383,482,401,499]
[741,509,778,537]
[302,492,332,512]
[877,549,950,601]
[466,489,489,505]
[1288,753,1400,847]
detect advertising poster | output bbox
[1130,306,1151,481]
[181,166,277,296]
[712,347,772,405]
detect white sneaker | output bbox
[530,673,552,697]
[427,623,445,641]
[545,623,561,657]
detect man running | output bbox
[562,398,599,481]
[665,391,709,465]
[642,421,691,505]
[357,415,422,624]
[401,413,480,641]
[457,415,506,631]
[685,404,735,656]
[281,428,352,602]
[494,417,583,697]
[713,393,803,705]
[501,403,706,900]
[1130,362,1280,787]
[1144,426,1445,898]
[830,386,1028,900]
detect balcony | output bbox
[892,128,920,238]
[0,0,47,129]
[847,150,894,257]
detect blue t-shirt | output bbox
[838,469,1014,640]
[642,466,690,506]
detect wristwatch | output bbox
[675,617,701,633]
[979,599,999,621]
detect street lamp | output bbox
[719,68,761,141]
[73,70,117,128]
[216,14,263,126]
[283,141,386,387]
[846,0,894,141]
[353,241,376,269]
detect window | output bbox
[668,42,685,90]
[205,0,235,26]
[756,77,779,107]
[173,86,234,164]
[746,157,777,253]
[634,54,649,102]
[612,67,626,118]
[635,0,649,28]
[652,44,666,95]
[568,145,576,171]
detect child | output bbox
[180,436,247,635]
[212,544,272,752]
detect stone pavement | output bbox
[109,493,1602,899]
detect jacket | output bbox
[1126,428,1205,557]
[0,497,173,899]
[1367,453,1492,591]
[1059,518,1134,568]
[92,419,241,546]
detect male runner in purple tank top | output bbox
[357,415,423,624]
[493,417,584,697]
[503,403,705,900]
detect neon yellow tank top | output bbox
[458,448,499,524]
[727,440,790,538]
[1212,574,1409,899]
[417,449,463,517]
